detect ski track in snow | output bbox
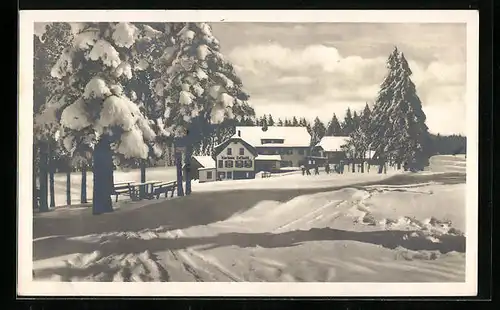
[33,175,466,282]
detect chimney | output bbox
[237,130,241,137]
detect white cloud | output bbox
[229,44,386,78]
[276,76,314,85]
[229,42,466,134]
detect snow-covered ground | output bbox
[49,163,398,206]
[33,164,466,282]
[50,166,178,206]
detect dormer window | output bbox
[227,148,232,155]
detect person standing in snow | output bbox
[300,164,305,176]
[314,165,319,175]
[325,162,330,174]
[339,160,345,174]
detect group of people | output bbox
[299,160,380,176]
[300,160,348,176]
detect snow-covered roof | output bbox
[255,155,282,161]
[192,156,216,169]
[234,126,311,147]
[317,136,350,152]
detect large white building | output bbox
[189,126,313,182]
[234,126,312,170]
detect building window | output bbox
[244,160,253,168]
[298,149,304,155]
[227,148,232,155]
[218,160,223,168]
[286,149,293,155]
[281,160,293,167]
[261,139,284,144]
[239,148,244,155]
[206,171,213,179]
[225,160,234,168]
[227,171,233,179]
[235,160,243,168]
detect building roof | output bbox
[212,136,259,159]
[255,154,282,161]
[234,126,311,148]
[192,156,216,169]
[317,136,350,152]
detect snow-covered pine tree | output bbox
[344,108,370,173]
[370,47,402,172]
[277,118,284,126]
[326,113,342,136]
[148,23,253,192]
[311,117,326,146]
[34,22,74,211]
[341,107,354,136]
[392,51,430,169]
[370,47,430,170]
[292,116,299,127]
[52,22,164,214]
[284,118,291,126]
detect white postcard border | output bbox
[18,9,479,297]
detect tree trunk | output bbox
[397,162,401,170]
[140,159,146,199]
[48,146,56,208]
[92,137,114,215]
[175,150,184,197]
[81,162,87,204]
[361,156,365,173]
[38,143,49,212]
[66,169,71,206]
[185,145,192,195]
[384,162,387,174]
[351,160,355,173]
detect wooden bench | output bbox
[153,181,178,199]
[112,182,134,202]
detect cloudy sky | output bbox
[34,22,467,135]
[211,23,467,135]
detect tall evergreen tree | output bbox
[51,22,172,214]
[326,113,342,136]
[370,47,430,170]
[33,23,74,211]
[277,118,284,126]
[284,118,291,126]
[352,111,361,131]
[311,117,326,146]
[299,117,308,127]
[342,108,354,136]
[292,116,299,127]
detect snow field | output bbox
[33,171,466,282]
[49,163,400,207]
[428,155,466,173]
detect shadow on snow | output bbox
[33,172,465,240]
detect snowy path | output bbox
[33,171,466,282]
